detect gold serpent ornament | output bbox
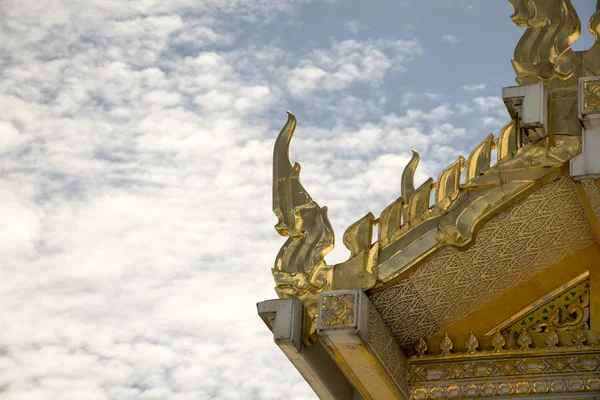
[272,112,334,337]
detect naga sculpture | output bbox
[272,113,334,331]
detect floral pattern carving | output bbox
[491,330,505,352]
[583,79,600,113]
[320,293,355,328]
[465,331,479,354]
[517,328,532,350]
[439,333,452,356]
[545,327,559,349]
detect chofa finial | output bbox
[509,0,581,84]
[272,113,334,302]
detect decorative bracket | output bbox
[317,290,410,400]
[258,298,303,352]
[502,83,547,142]
[257,298,362,400]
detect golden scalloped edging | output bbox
[409,333,600,398]
[411,375,600,399]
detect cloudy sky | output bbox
[0,0,598,399]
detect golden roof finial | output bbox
[271,113,334,301]
[509,0,581,84]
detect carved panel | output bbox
[582,179,600,223]
[409,351,600,399]
[319,292,357,328]
[367,305,410,398]
[502,279,589,335]
[370,175,596,347]
[583,78,600,113]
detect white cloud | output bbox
[0,0,498,399]
[343,19,362,35]
[472,96,505,113]
[401,91,417,106]
[462,83,487,93]
[401,91,441,106]
[441,34,460,44]
[0,121,25,152]
[480,116,504,127]
[456,102,474,115]
[287,39,423,97]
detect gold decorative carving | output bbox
[410,375,600,399]
[371,175,596,347]
[421,365,446,381]
[412,387,427,399]
[491,330,506,352]
[366,303,410,397]
[495,274,590,336]
[545,327,559,349]
[573,355,599,371]
[569,378,585,391]
[411,348,600,374]
[508,0,581,84]
[374,121,580,283]
[401,150,419,224]
[571,326,587,347]
[551,379,567,392]
[343,213,375,260]
[497,382,513,395]
[518,328,532,350]
[533,292,589,333]
[582,179,600,222]
[409,349,600,399]
[272,113,334,335]
[533,380,548,394]
[546,357,574,372]
[494,360,520,376]
[434,157,463,207]
[470,362,493,377]
[415,337,427,357]
[465,331,479,354]
[497,119,520,161]
[446,363,468,379]
[587,4,600,76]
[439,333,452,356]
[515,381,530,394]
[445,385,460,398]
[521,358,545,374]
[319,293,356,328]
[465,134,493,182]
[378,196,403,248]
[583,78,600,112]
[588,377,600,390]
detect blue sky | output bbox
[0,0,598,399]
